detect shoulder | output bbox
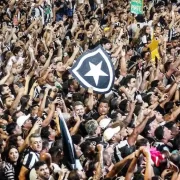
[4,162,13,171]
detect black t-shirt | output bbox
[92,112,101,120]
[84,136,103,145]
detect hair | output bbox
[120,145,136,158]
[133,173,144,180]
[72,93,83,102]
[164,62,171,72]
[136,138,149,149]
[141,50,149,59]
[53,139,63,148]
[85,23,93,30]
[12,110,21,122]
[68,170,80,180]
[49,146,62,158]
[68,78,76,88]
[119,99,128,112]
[20,95,30,109]
[149,11,157,20]
[34,161,47,171]
[100,37,111,45]
[5,145,19,163]
[7,135,21,148]
[12,46,22,55]
[164,101,174,114]
[139,25,150,36]
[73,101,84,108]
[42,140,49,151]
[135,14,145,23]
[164,122,176,131]
[90,17,98,23]
[173,134,180,150]
[6,122,18,135]
[154,126,164,140]
[41,126,51,140]
[80,141,92,157]
[71,134,82,145]
[141,116,156,137]
[130,55,141,62]
[134,103,142,116]
[122,75,135,87]
[142,94,152,105]
[29,133,41,144]
[1,95,11,104]
[86,161,96,178]
[0,84,8,95]
[30,104,39,112]
[0,138,4,153]
[170,153,180,168]
[151,80,159,88]
[99,98,109,106]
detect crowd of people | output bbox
[0,0,180,179]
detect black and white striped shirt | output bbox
[22,150,40,170]
[4,163,15,180]
[168,27,176,42]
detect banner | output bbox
[148,39,160,61]
[69,45,115,94]
[131,0,143,14]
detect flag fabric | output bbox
[69,45,115,94]
[148,39,160,61]
[58,111,82,170]
[131,0,143,14]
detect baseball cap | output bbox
[103,126,120,142]
[85,120,98,135]
[16,114,30,127]
[99,118,111,129]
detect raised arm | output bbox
[63,46,79,69]
[85,88,94,111]
[106,152,135,179]
[142,148,153,180]
[119,49,127,76]
[125,149,140,180]
[123,101,136,127]
[70,115,81,136]
[127,111,152,146]
[41,100,58,127]
[93,144,103,180]
[10,87,24,115]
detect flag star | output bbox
[85,61,108,86]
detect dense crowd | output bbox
[0,0,180,179]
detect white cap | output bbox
[16,114,30,127]
[103,126,120,142]
[99,118,111,129]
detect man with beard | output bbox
[34,161,51,180]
